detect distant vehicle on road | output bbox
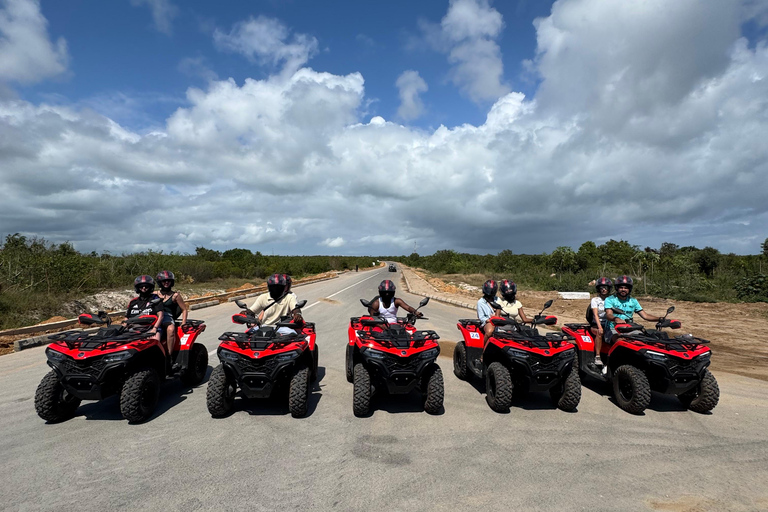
[388,264,397,272]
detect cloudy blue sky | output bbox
[1,0,767,255]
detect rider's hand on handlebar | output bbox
[416,311,423,318]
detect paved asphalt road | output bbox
[1,267,767,511]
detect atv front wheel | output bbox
[353,363,371,417]
[423,363,444,414]
[613,365,651,414]
[120,368,160,423]
[453,342,469,380]
[207,364,236,417]
[550,355,581,411]
[345,345,354,383]
[34,371,81,423]
[485,362,513,413]
[180,344,208,386]
[678,369,719,413]
[289,367,311,418]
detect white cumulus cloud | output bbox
[0,0,68,84]
[130,0,178,35]
[396,70,428,121]
[321,237,346,248]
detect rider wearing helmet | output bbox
[367,280,423,323]
[156,271,188,355]
[589,277,612,367]
[604,275,664,344]
[497,279,531,324]
[477,279,501,342]
[247,274,302,333]
[124,275,163,341]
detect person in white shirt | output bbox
[589,277,612,367]
[497,279,531,325]
[366,280,422,323]
[247,274,302,334]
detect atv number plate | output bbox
[180,334,191,346]
[580,335,592,344]
[470,332,480,339]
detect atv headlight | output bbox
[645,350,667,361]
[362,348,385,359]
[419,348,439,359]
[695,352,711,360]
[505,347,529,359]
[104,350,134,363]
[219,349,240,363]
[276,350,300,362]
[46,348,66,362]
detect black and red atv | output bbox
[35,310,208,423]
[455,300,581,412]
[561,306,719,414]
[206,299,318,418]
[345,297,443,416]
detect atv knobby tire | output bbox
[485,362,513,413]
[289,367,310,418]
[35,371,81,423]
[423,363,444,414]
[207,364,236,417]
[549,355,581,411]
[353,363,371,417]
[453,342,469,380]
[180,343,208,386]
[120,367,160,423]
[345,345,354,383]
[678,369,719,413]
[613,365,651,414]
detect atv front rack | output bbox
[622,331,710,350]
[494,328,573,349]
[357,328,439,348]
[48,326,154,351]
[219,330,307,350]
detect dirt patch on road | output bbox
[403,266,768,382]
[318,298,341,305]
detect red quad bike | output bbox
[561,305,719,415]
[345,297,443,417]
[35,309,208,423]
[455,300,581,413]
[206,299,318,418]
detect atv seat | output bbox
[458,319,482,327]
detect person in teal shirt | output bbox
[603,275,664,344]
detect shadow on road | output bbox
[368,390,445,416]
[75,365,213,423]
[235,366,326,418]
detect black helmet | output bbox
[378,280,396,302]
[499,279,517,301]
[614,275,633,293]
[267,273,287,300]
[482,279,498,298]
[156,270,175,290]
[134,275,155,295]
[595,277,613,292]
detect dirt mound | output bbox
[41,316,68,324]
[225,283,257,292]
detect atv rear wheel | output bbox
[485,362,513,413]
[120,367,160,423]
[311,346,319,382]
[353,363,371,417]
[345,345,354,383]
[207,364,236,417]
[423,363,444,414]
[453,342,469,380]
[550,355,581,411]
[180,344,208,386]
[34,371,81,423]
[613,365,651,414]
[678,369,719,413]
[289,367,311,418]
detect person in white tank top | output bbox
[368,280,422,323]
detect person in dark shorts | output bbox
[156,270,188,354]
[124,275,164,342]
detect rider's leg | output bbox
[483,321,495,346]
[165,322,175,354]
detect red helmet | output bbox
[499,279,517,301]
[482,279,498,297]
[267,273,287,300]
[614,275,633,292]
[595,277,613,291]
[156,270,175,289]
[134,275,155,294]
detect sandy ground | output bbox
[402,266,768,382]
